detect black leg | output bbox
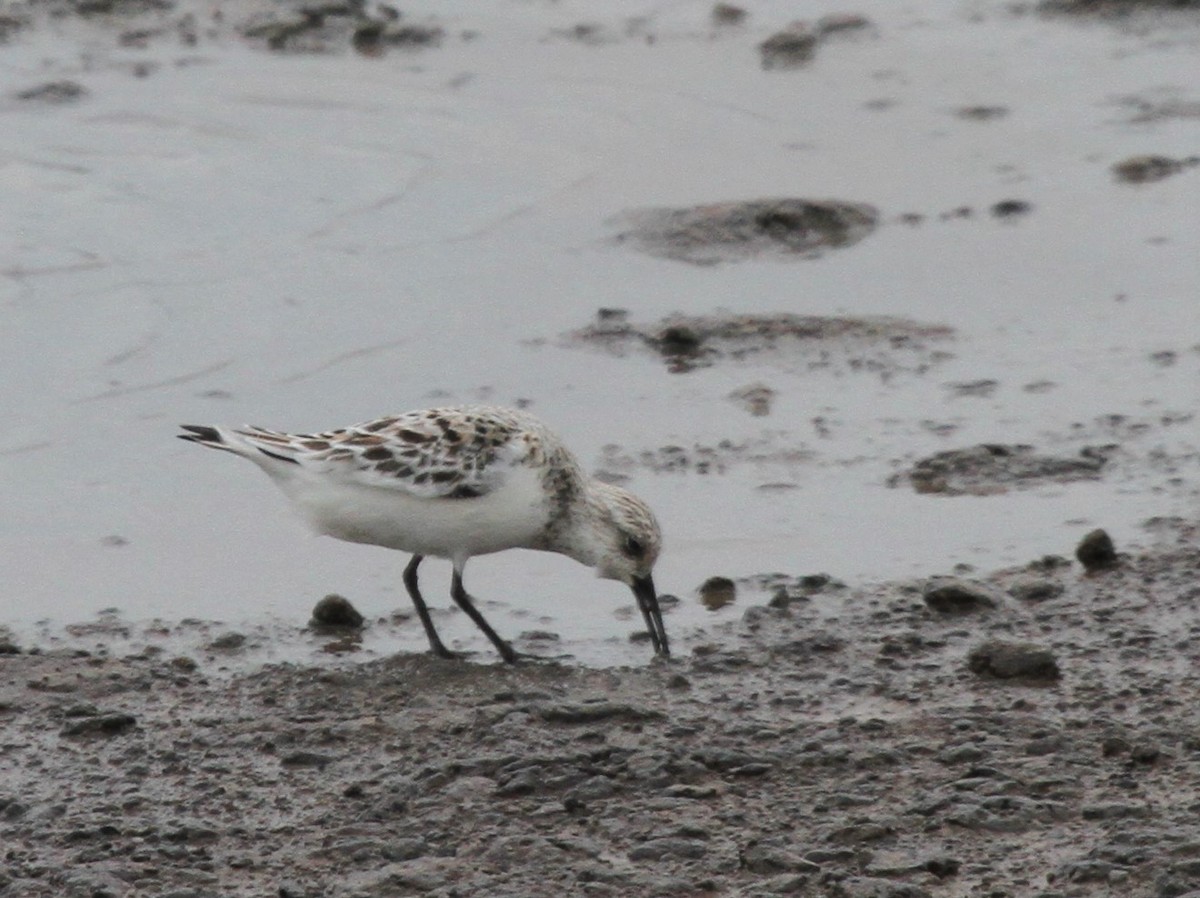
[450,569,517,664]
[402,555,458,659]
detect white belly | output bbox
[277,463,550,562]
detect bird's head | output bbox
[575,481,668,656]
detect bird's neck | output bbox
[544,482,609,569]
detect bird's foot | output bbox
[429,644,469,661]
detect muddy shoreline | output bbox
[5,537,1200,898]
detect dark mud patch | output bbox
[1114,93,1200,125]
[1040,0,1200,14]
[611,198,879,265]
[758,15,873,70]
[596,436,813,482]
[895,198,1035,226]
[2,0,445,56]
[711,3,748,27]
[891,443,1114,495]
[1112,154,1200,184]
[5,544,1200,896]
[14,80,88,103]
[567,309,953,374]
[240,4,443,55]
[1047,411,1200,493]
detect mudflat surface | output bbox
[5,536,1200,897]
[3,0,1198,653]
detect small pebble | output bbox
[967,640,1060,682]
[698,576,736,610]
[310,594,365,629]
[923,577,1001,613]
[1075,529,1118,571]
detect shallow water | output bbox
[2,0,1197,665]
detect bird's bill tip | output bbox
[631,574,669,657]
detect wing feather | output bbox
[234,408,531,500]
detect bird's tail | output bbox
[178,424,233,451]
[178,424,303,467]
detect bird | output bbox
[177,405,668,663]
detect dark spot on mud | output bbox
[955,105,1009,121]
[1041,0,1200,14]
[816,13,872,36]
[727,382,775,416]
[611,198,878,265]
[73,0,173,14]
[991,199,1032,219]
[758,24,818,68]
[711,3,747,26]
[281,750,335,768]
[652,325,704,366]
[893,443,1111,495]
[946,378,1000,398]
[757,15,871,69]
[569,310,952,375]
[241,4,442,55]
[309,594,365,630]
[598,437,813,477]
[16,81,88,103]
[1112,154,1199,184]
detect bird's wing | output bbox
[229,408,533,500]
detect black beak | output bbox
[631,574,669,657]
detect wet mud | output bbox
[890,444,1113,496]
[610,199,879,266]
[5,540,1200,897]
[567,310,953,375]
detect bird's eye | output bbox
[622,535,645,558]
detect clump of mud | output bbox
[240,3,443,54]
[758,15,873,70]
[711,3,748,27]
[1112,154,1200,184]
[14,80,88,103]
[568,309,953,374]
[610,198,879,265]
[891,443,1114,495]
[1041,0,1200,13]
[1,0,446,55]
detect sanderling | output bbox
[178,406,668,662]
